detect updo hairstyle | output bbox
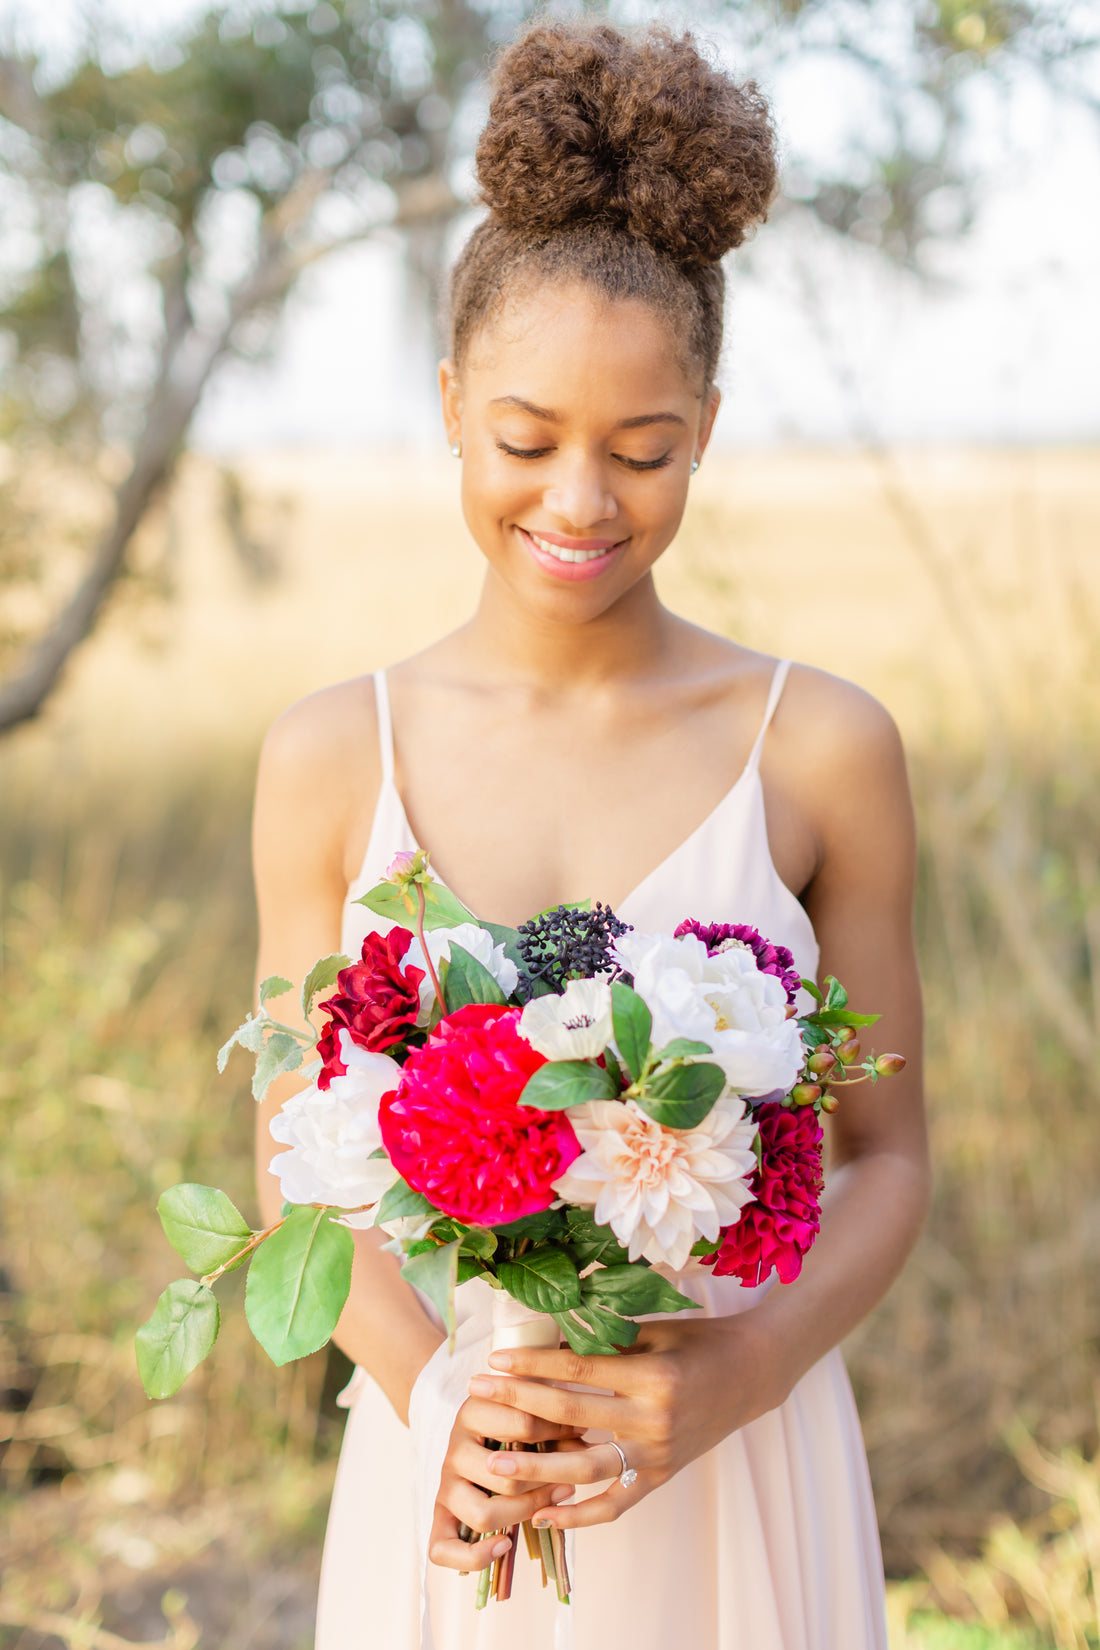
[449,21,778,391]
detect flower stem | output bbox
[415,882,446,1015]
[200,1216,285,1288]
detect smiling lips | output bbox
[518,525,626,581]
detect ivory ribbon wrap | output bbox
[407,1279,574,1649]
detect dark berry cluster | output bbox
[515,902,632,997]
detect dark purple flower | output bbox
[674,919,802,1006]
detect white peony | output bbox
[268,1032,400,1224]
[552,1096,759,1272]
[404,922,519,1021]
[613,929,803,1097]
[518,976,613,1060]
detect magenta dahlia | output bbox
[378,1003,581,1226]
[317,927,425,1085]
[674,919,802,1006]
[702,1101,823,1286]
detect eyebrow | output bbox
[489,395,686,430]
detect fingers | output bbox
[458,1396,579,1446]
[487,1345,645,1392]
[532,1480,644,1532]
[469,1438,632,1490]
[428,1501,510,1573]
[442,1473,568,1536]
[449,1436,551,1496]
[468,1373,622,1434]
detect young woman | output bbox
[253,21,929,1650]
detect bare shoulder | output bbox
[775,661,907,785]
[260,675,377,781]
[255,675,381,884]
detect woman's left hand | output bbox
[466,1311,783,1530]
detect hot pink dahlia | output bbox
[378,1003,581,1226]
[674,919,802,1007]
[702,1101,823,1286]
[317,926,425,1086]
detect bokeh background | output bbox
[1,3,1098,1647]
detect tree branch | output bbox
[0,167,460,734]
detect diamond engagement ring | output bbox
[609,1440,637,1489]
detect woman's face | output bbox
[439,281,719,625]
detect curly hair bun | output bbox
[476,22,777,270]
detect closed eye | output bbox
[496,440,674,471]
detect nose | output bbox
[542,450,617,532]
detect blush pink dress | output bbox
[314,661,888,1650]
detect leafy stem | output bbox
[415,880,447,1014]
[201,1216,285,1288]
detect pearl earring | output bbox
[690,459,700,474]
[450,442,461,458]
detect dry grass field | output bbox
[1,445,1098,1649]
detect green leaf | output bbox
[563,1206,630,1269]
[824,976,849,1011]
[690,1236,718,1258]
[402,1238,461,1339]
[259,975,293,1005]
[810,1008,880,1029]
[301,953,349,1021]
[492,1209,565,1245]
[157,1184,252,1274]
[135,1279,220,1399]
[216,1012,268,1073]
[553,1300,639,1356]
[636,1061,725,1129]
[245,1206,353,1366]
[611,981,652,1082]
[355,879,474,932]
[252,1031,304,1102]
[519,1059,618,1111]
[457,1255,488,1285]
[497,1246,581,1314]
[656,1038,712,1060]
[443,942,507,1011]
[460,1227,498,1259]
[481,920,525,975]
[602,1047,623,1088]
[799,977,824,1004]
[375,1177,437,1226]
[583,1264,697,1317]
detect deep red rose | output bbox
[379,1003,581,1226]
[702,1101,823,1286]
[674,919,802,1006]
[316,926,425,1086]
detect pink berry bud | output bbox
[819,1092,840,1114]
[807,1047,838,1077]
[386,850,418,880]
[837,1038,861,1066]
[874,1053,906,1076]
[791,1082,822,1107]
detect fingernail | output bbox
[491,1538,511,1558]
[491,1456,517,1476]
[550,1485,573,1504]
[488,1352,513,1371]
[532,1517,553,1530]
[468,1377,494,1397]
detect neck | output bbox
[457,567,679,691]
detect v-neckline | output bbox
[380,760,760,928]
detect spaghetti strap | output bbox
[744,658,792,776]
[372,669,395,784]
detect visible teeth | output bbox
[527,531,610,564]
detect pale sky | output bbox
[4,0,1100,448]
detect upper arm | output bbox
[251,679,379,1207]
[797,679,927,1174]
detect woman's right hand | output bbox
[428,1393,579,1571]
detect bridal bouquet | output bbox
[136,848,903,1605]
